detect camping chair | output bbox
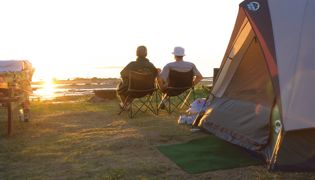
[118,71,158,118]
[158,69,195,114]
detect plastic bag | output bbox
[178,98,207,125]
[186,98,207,114]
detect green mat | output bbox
[157,136,263,174]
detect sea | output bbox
[31,66,213,100]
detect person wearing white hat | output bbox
[157,46,203,91]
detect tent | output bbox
[197,0,315,171]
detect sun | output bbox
[36,76,57,100]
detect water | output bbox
[33,66,213,82]
[30,81,119,100]
[31,67,123,100]
[31,77,213,101]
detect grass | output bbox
[1,93,315,179]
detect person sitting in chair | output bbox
[117,46,158,108]
[157,46,203,91]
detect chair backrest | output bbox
[128,71,156,98]
[168,69,193,88]
[167,69,194,96]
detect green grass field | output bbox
[1,94,314,179]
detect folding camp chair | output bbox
[118,71,158,118]
[157,69,195,114]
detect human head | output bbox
[136,46,147,58]
[172,46,185,57]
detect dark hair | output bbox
[136,46,147,58]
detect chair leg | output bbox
[144,94,156,115]
[129,101,133,118]
[118,96,131,115]
[167,96,171,114]
[165,89,195,114]
[158,93,168,111]
[155,90,159,115]
[169,95,184,114]
[132,97,149,116]
[147,96,157,115]
[180,89,193,109]
[127,94,158,118]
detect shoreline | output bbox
[30,77,213,100]
[32,77,213,85]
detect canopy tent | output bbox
[198,0,315,171]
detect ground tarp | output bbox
[157,135,263,174]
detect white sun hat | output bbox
[172,46,185,56]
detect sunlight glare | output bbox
[36,77,57,100]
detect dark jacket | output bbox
[117,57,157,95]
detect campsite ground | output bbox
[1,80,315,179]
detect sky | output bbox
[0,0,243,80]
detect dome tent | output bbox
[198,0,315,171]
